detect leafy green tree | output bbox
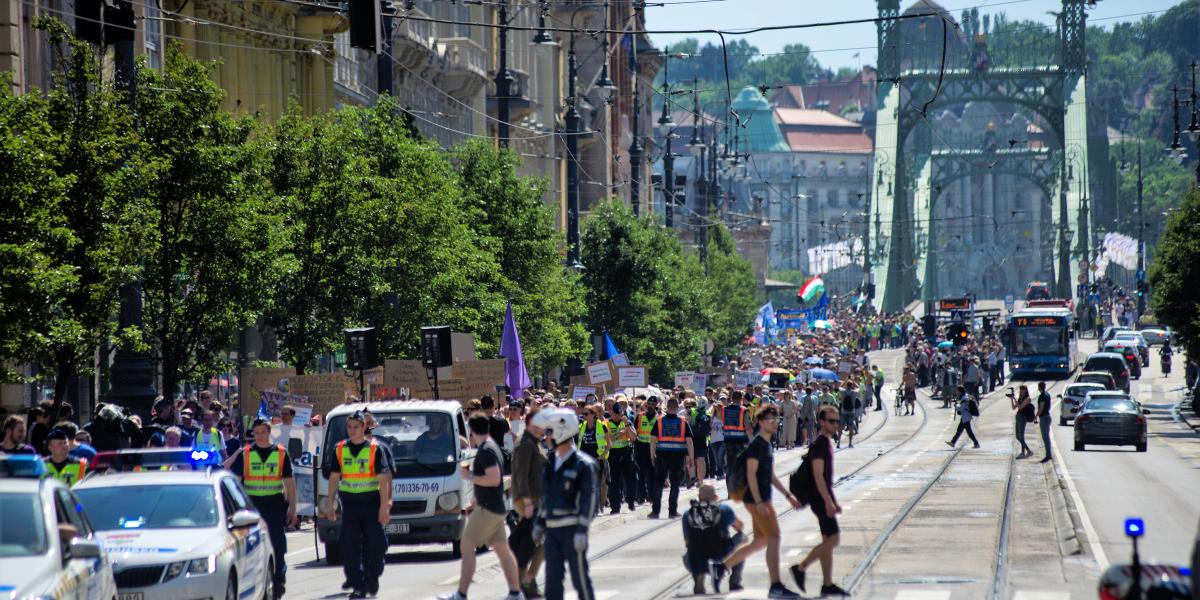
[742,44,822,89]
[706,224,762,356]
[580,201,712,383]
[452,140,589,372]
[1149,187,1200,357]
[137,45,283,396]
[6,20,152,410]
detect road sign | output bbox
[1004,294,1015,313]
[1136,269,1146,281]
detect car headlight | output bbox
[163,561,186,582]
[163,555,217,582]
[436,491,460,513]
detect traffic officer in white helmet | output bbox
[532,408,598,600]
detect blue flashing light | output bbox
[1179,567,1191,576]
[0,454,48,478]
[1124,517,1144,538]
[190,450,210,461]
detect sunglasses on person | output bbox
[823,417,841,423]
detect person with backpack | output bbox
[682,484,744,594]
[721,391,753,488]
[691,398,712,483]
[721,405,803,600]
[1009,385,1034,458]
[946,385,981,449]
[837,381,858,449]
[788,404,849,597]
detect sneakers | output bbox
[519,581,541,598]
[436,591,467,600]
[668,511,680,519]
[789,565,807,593]
[609,508,620,515]
[342,580,354,591]
[349,592,368,600]
[945,440,955,448]
[648,512,660,519]
[709,559,726,593]
[973,443,981,449]
[820,583,850,596]
[1040,456,1052,463]
[503,591,527,600]
[767,582,801,599]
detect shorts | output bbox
[744,500,781,539]
[840,413,858,434]
[462,507,507,547]
[808,495,840,537]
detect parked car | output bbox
[1073,395,1148,452]
[1059,382,1106,425]
[1082,353,1131,392]
[1075,370,1117,391]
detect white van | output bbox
[316,401,475,561]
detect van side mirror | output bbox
[68,537,102,560]
[228,509,260,529]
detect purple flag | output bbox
[500,301,531,398]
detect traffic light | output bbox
[948,323,970,345]
[1136,280,1149,297]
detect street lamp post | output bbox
[657,57,678,228]
[494,0,514,148]
[565,37,582,269]
[1136,144,1145,318]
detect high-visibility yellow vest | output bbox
[198,427,220,449]
[47,458,87,486]
[337,439,380,494]
[243,444,286,497]
[608,420,631,449]
[636,415,655,444]
[578,421,609,459]
[654,416,687,452]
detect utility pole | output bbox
[105,0,157,417]
[378,0,394,97]
[629,32,643,216]
[565,38,582,268]
[495,0,513,148]
[1136,144,1145,318]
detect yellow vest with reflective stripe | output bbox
[609,420,631,449]
[198,427,220,449]
[337,439,380,493]
[243,445,285,497]
[47,459,87,487]
[636,415,654,444]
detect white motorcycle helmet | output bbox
[532,408,579,446]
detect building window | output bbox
[144,0,162,70]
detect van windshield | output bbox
[325,412,458,478]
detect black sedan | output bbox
[1073,396,1148,452]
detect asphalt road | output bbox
[278,343,1199,600]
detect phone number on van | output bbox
[394,481,440,494]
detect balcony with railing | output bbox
[392,7,437,71]
[439,37,488,99]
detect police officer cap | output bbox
[348,410,367,423]
[45,428,70,442]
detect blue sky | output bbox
[647,0,1186,72]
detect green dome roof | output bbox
[730,86,789,153]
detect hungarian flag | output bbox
[798,276,825,307]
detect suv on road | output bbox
[1083,352,1132,393]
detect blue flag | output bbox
[602,331,621,360]
[256,399,270,422]
[754,301,776,345]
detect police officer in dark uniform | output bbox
[722,392,752,484]
[226,419,296,599]
[532,408,597,600]
[650,396,694,519]
[323,410,394,599]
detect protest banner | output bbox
[240,367,297,406]
[454,359,506,399]
[616,366,648,388]
[749,355,763,372]
[674,371,695,390]
[259,389,310,423]
[289,373,357,417]
[384,359,434,391]
[586,361,614,385]
[609,353,630,367]
[689,373,709,395]
[569,385,601,401]
[734,369,758,388]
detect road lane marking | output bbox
[895,591,951,600]
[1051,398,1109,571]
[1013,591,1070,600]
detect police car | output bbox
[72,449,274,600]
[0,454,118,600]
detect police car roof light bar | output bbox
[91,448,224,473]
[0,454,49,478]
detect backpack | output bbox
[787,453,814,507]
[1020,402,1036,423]
[727,446,750,501]
[692,412,712,440]
[968,398,980,417]
[683,501,728,557]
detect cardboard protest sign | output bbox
[289,373,357,417]
[260,389,311,424]
[609,353,630,367]
[616,366,648,388]
[734,369,758,388]
[586,361,614,385]
[240,367,297,406]
[384,359,434,392]
[689,373,709,395]
[570,385,600,401]
[749,355,763,372]
[454,359,506,399]
[674,372,695,390]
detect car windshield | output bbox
[1084,399,1136,412]
[1085,358,1125,373]
[326,412,458,477]
[1012,326,1066,356]
[1066,385,1100,396]
[0,493,48,556]
[75,484,218,530]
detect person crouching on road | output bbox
[722,405,803,600]
[323,410,393,599]
[532,408,597,600]
[683,483,744,594]
[788,405,848,597]
[440,415,525,600]
[225,419,297,599]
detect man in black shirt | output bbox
[789,405,848,597]
[722,405,802,600]
[439,416,523,600]
[226,419,296,599]
[480,395,512,472]
[1037,382,1053,463]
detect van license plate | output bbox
[118,594,144,600]
[385,523,410,534]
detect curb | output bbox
[1174,397,1200,433]
[1045,460,1084,557]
